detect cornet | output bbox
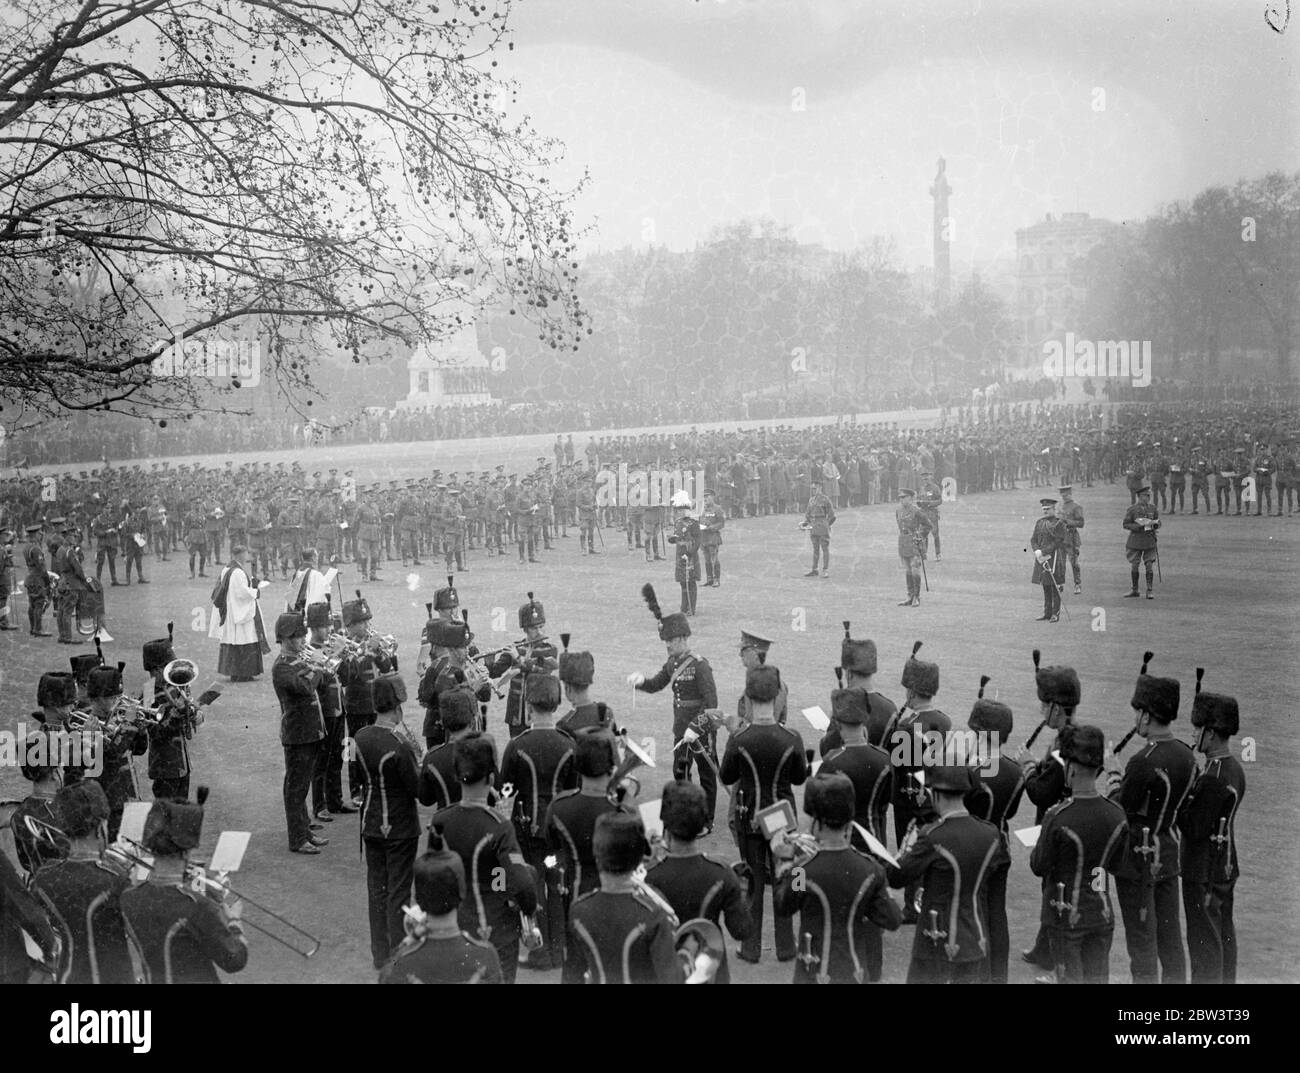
[365,626,399,660]
[296,645,343,676]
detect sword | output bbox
[1154,547,1162,583]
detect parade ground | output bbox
[3,437,1297,984]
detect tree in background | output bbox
[0,0,587,426]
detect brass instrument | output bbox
[608,733,655,806]
[296,644,343,676]
[64,708,103,733]
[109,837,321,959]
[365,626,399,660]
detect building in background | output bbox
[1015,211,1118,374]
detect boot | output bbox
[1124,571,1140,597]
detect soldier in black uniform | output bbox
[29,781,137,984]
[1181,672,1245,984]
[417,617,489,747]
[886,759,1007,984]
[562,811,683,984]
[820,689,892,847]
[645,780,753,984]
[718,665,807,965]
[418,691,478,810]
[481,593,558,741]
[141,633,196,802]
[1102,652,1196,984]
[430,733,539,984]
[355,677,422,969]
[819,627,898,754]
[544,728,624,915]
[305,601,352,821]
[885,642,950,917]
[499,674,577,971]
[1030,497,1068,622]
[337,595,398,805]
[963,677,1024,984]
[1016,651,1081,970]
[378,836,504,984]
[84,662,148,841]
[773,773,902,984]
[630,593,720,828]
[1030,724,1129,984]
[556,640,617,735]
[119,789,250,984]
[271,612,327,855]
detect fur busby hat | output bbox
[658,612,690,641]
[1190,668,1239,737]
[37,671,77,708]
[1058,724,1106,771]
[518,592,545,630]
[925,763,975,794]
[19,730,58,781]
[373,676,404,713]
[142,623,176,673]
[69,653,100,687]
[275,612,307,643]
[452,732,497,784]
[143,786,209,854]
[803,772,856,828]
[900,641,939,697]
[54,781,110,838]
[593,811,650,875]
[573,727,618,778]
[305,601,331,629]
[86,663,126,700]
[745,665,782,703]
[1033,649,1081,708]
[438,689,477,732]
[415,832,467,915]
[642,583,690,640]
[840,620,878,676]
[526,673,562,712]
[426,619,470,648]
[433,576,459,612]
[1130,650,1180,723]
[661,780,709,841]
[342,593,372,628]
[557,633,595,688]
[831,688,870,726]
[969,675,1013,744]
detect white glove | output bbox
[686,952,721,984]
[1034,550,1046,563]
[626,672,645,687]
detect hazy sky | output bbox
[498,0,1298,268]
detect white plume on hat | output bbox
[670,490,692,509]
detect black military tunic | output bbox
[820,741,893,846]
[562,882,681,984]
[544,791,623,905]
[819,690,898,754]
[1179,753,1245,983]
[417,740,461,811]
[645,851,753,984]
[429,801,538,984]
[1111,738,1197,984]
[963,755,1026,983]
[500,727,578,968]
[379,924,503,984]
[31,856,136,984]
[773,845,902,984]
[886,810,1008,984]
[718,722,808,963]
[1030,794,1128,983]
[119,881,248,984]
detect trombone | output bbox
[107,837,322,959]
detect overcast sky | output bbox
[498,0,1298,268]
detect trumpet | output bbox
[296,645,344,676]
[64,708,103,733]
[365,626,399,660]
